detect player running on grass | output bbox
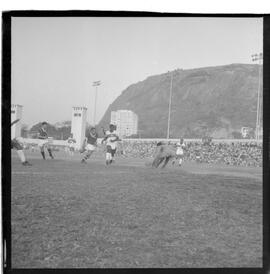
[11,119,32,166]
[101,124,121,165]
[80,127,98,164]
[172,138,186,166]
[38,122,54,160]
[152,141,175,168]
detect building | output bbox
[71,106,87,149]
[11,104,23,139]
[111,110,138,137]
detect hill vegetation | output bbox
[99,64,262,138]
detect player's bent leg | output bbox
[81,144,95,163]
[16,149,26,163]
[154,156,165,168]
[81,149,94,163]
[11,138,23,150]
[178,155,183,166]
[172,155,178,165]
[12,139,32,166]
[39,143,46,160]
[106,145,113,165]
[157,157,165,168]
[152,156,159,167]
[110,149,116,163]
[106,152,112,165]
[161,156,171,168]
[70,147,75,156]
[47,147,54,159]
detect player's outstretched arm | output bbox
[11,119,20,127]
[101,136,108,144]
[111,136,121,142]
[38,133,47,139]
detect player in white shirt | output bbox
[101,124,121,165]
[67,133,76,156]
[172,138,186,166]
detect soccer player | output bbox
[38,122,54,160]
[172,138,186,166]
[81,127,98,163]
[67,133,76,156]
[152,142,175,168]
[11,119,32,166]
[102,124,120,165]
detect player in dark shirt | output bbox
[11,119,31,166]
[81,127,98,163]
[38,122,54,160]
[152,142,175,168]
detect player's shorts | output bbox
[11,139,23,150]
[85,143,96,151]
[106,145,116,156]
[176,151,184,158]
[69,143,75,150]
[176,149,184,155]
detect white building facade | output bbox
[111,110,138,138]
[11,104,23,139]
[71,106,87,149]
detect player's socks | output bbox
[48,149,54,159]
[22,161,32,166]
[83,153,91,162]
[81,157,87,163]
[17,150,26,163]
[179,159,183,166]
[106,153,112,165]
[41,151,46,160]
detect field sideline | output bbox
[11,151,262,268]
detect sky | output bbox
[11,17,263,127]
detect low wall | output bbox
[19,137,262,147]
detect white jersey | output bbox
[67,137,76,147]
[105,130,118,149]
[176,142,185,155]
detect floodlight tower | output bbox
[251,53,263,140]
[11,104,23,139]
[166,71,173,139]
[92,81,101,126]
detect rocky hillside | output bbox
[99,64,262,138]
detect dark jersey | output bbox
[11,139,23,150]
[86,132,98,145]
[38,128,48,139]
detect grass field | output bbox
[11,151,262,268]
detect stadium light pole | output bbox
[92,81,101,126]
[166,71,173,139]
[251,53,263,140]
